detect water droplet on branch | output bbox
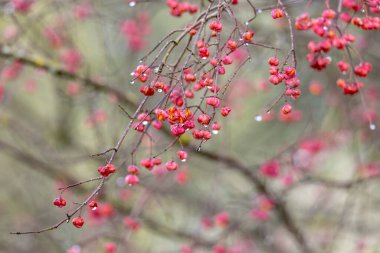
[254,115,262,122]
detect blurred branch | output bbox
[0,45,136,108]
[193,147,311,253]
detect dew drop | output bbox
[326,56,332,61]
[154,67,159,73]
[202,57,207,60]
[158,89,163,93]
[370,123,376,130]
[361,8,365,13]
[130,72,135,76]
[181,159,187,162]
[139,60,143,64]
[129,1,136,7]
[323,26,328,31]
[196,146,201,152]
[91,206,97,211]
[143,121,148,126]
[255,115,263,122]
[130,80,135,85]
[257,9,262,14]
[212,130,219,135]
[245,21,249,26]
[239,38,243,41]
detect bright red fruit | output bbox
[271,8,284,19]
[88,200,97,210]
[166,161,178,171]
[125,175,139,186]
[53,197,66,208]
[98,164,116,177]
[281,104,292,115]
[209,20,222,32]
[260,160,280,178]
[177,150,188,162]
[242,30,254,42]
[72,217,84,228]
[127,165,140,175]
[214,211,230,227]
[104,242,117,253]
[220,107,231,117]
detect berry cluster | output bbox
[296,0,377,95]
[120,13,151,52]
[166,0,199,17]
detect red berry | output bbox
[322,9,336,19]
[220,107,231,117]
[72,217,84,228]
[268,57,279,66]
[199,47,209,59]
[123,216,140,231]
[53,197,66,208]
[281,104,292,115]
[209,20,222,32]
[152,120,162,129]
[269,74,281,85]
[140,158,154,170]
[98,164,116,177]
[260,160,280,178]
[177,150,188,162]
[206,97,220,108]
[214,211,230,227]
[125,174,140,186]
[227,40,238,51]
[127,165,140,175]
[184,73,196,83]
[337,61,349,73]
[171,125,186,136]
[271,8,284,19]
[140,86,155,96]
[203,130,212,140]
[153,157,162,165]
[104,242,117,253]
[212,122,221,134]
[166,161,178,171]
[222,56,232,65]
[88,200,97,210]
[242,30,254,42]
[197,114,211,125]
[192,129,204,139]
[154,81,165,91]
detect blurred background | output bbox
[0,0,380,252]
